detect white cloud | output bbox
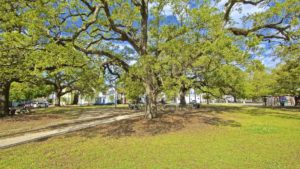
[163,4,173,16]
[262,57,280,68]
[149,2,173,16]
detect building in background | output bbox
[52,87,126,106]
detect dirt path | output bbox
[0,113,143,149]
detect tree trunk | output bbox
[72,92,79,105]
[233,96,237,103]
[4,83,10,114]
[55,93,61,106]
[179,87,187,107]
[0,82,11,115]
[206,93,210,105]
[0,84,4,115]
[140,0,155,119]
[145,84,157,119]
[140,0,148,55]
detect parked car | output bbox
[128,103,144,110]
[31,101,49,108]
[189,100,200,109]
[24,102,33,108]
[94,102,115,106]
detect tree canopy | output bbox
[0,0,299,116]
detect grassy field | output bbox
[0,105,299,169]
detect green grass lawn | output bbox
[0,105,299,169]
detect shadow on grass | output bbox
[0,113,61,122]
[202,117,241,127]
[67,105,300,139]
[70,110,241,139]
[0,113,134,139]
[197,104,300,120]
[33,106,134,119]
[161,105,243,115]
[236,106,300,120]
[71,116,186,139]
[4,105,297,142]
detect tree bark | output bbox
[0,82,11,115]
[206,93,210,105]
[140,0,148,55]
[0,84,4,115]
[145,83,157,119]
[4,83,10,114]
[179,87,187,107]
[140,0,156,119]
[233,96,237,103]
[72,92,79,105]
[55,92,61,106]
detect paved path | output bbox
[0,113,143,149]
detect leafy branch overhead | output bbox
[0,0,299,116]
[224,0,299,41]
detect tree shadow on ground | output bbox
[0,114,61,122]
[1,113,133,139]
[237,106,300,120]
[71,110,241,139]
[33,107,134,119]
[268,106,300,113]
[70,104,299,140]
[160,105,243,115]
[202,117,241,127]
[192,105,300,121]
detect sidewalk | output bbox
[0,113,143,149]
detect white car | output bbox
[31,102,49,108]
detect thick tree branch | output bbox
[100,0,140,53]
[224,0,265,22]
[104,64,121,78]
[227,18,291,40]
[80,0,95,11]
[223,0,294,41]
[74,44,129,72]
[58,4,101,42]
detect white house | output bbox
[54,87,121,105]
